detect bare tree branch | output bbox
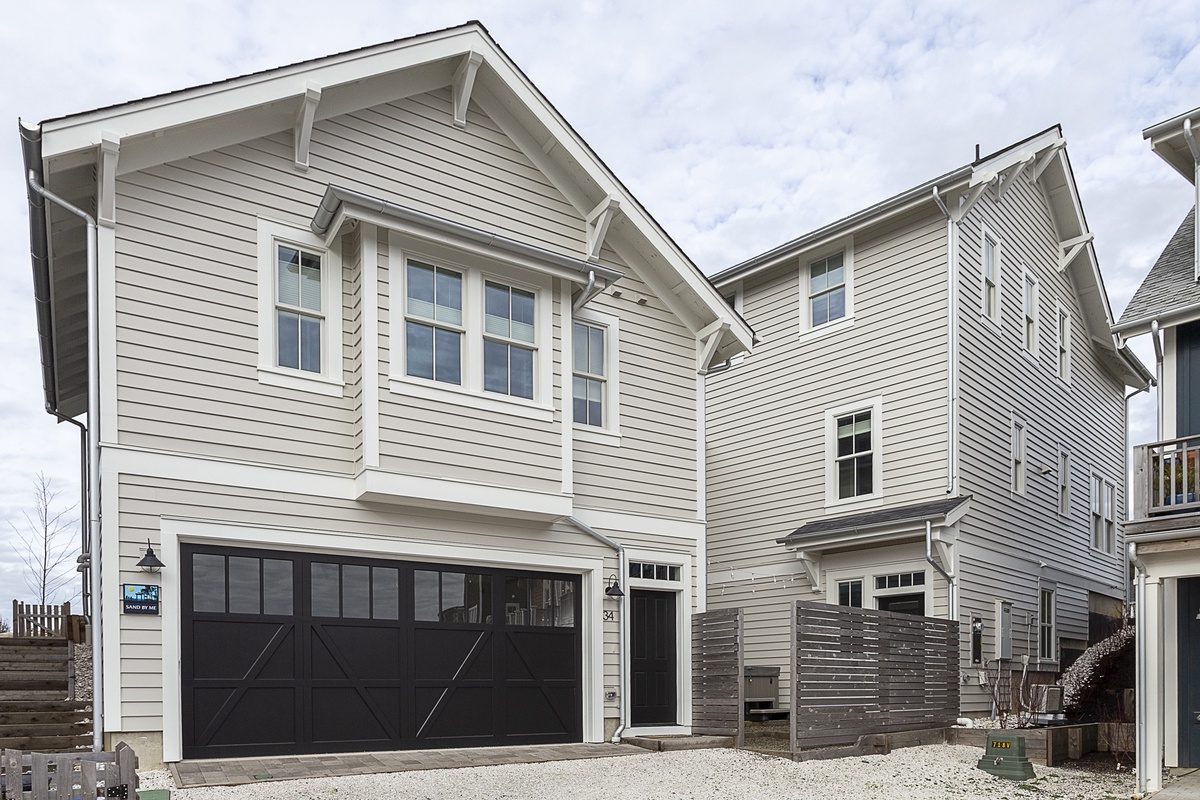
[6,472,80,605]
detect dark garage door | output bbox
[182,545,581,759]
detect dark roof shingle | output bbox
[1118,207,1197,326]
[777,496,971,545]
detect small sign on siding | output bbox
[123,584,160,615]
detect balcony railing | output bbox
[1132,435,1200,520]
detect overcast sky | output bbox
[0,1,1196,607]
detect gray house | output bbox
[1113,103,1200,793]
[19,23,751,765]
[705,127,1150,714]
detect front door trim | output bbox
[623,548,691,731]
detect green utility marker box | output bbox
[976,732,1036,781]
[137,791,171,800]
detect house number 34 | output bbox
[603,610,615,622]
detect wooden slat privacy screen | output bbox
[691,608,744,745]
[790,600,959,750]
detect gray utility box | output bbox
[744,666,780,705]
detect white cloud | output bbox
[0,0,1195,603]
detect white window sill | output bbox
[258,367,345,397]
[798,315,854,344]
[822,493,884,513]
[388,376,554,422]
[574,425,622,447]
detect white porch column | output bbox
[1145,576,1165,793]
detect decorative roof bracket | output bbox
[586,195,621,261]
[293,83,322,172]
[952,182,988,223]
[996,153,1036,200]
[696,318,730,374]
[795,550,822,592]
[97,132,120,229]
[452,51,484,128]
[1030,139,1066,182]
[1058,233,1094,273]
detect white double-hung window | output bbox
[982,228,1000,324]
[824,397,882,506]
[405,261,463,386]
[483,281,536,399]
[810,252,846,327]
[573,322,606,426]
[275,244,324,373]
[257,218,344,396]
[1091,475,1116,554]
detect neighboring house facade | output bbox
[20,24,751,765]
[1115,105,1200,793]
[706,128,1150,715]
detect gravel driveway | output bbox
[139,744,1135,799]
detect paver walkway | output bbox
[1156,769,1200,799]
[169,742,648,788]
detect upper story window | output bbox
[799,241,854,337]
[1056,304,1071,381]
[256,218,344,397]
[390,243,552,417]
[573,322,606,426]
[824,397,882,507]
[1022,271,1038,354]
[275,245,324,374]
[572,308,621,440]
[982,229,1001,324]
[809,252,846,327]
[1091,475,1116,554]
[405,261,463,386]
[1011,420,1027,494]
[483,281,536,399]
[1057,449,1070,516]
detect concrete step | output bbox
[622,735,736,752]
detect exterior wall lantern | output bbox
[604,574,624,599]
[136,539,165,573]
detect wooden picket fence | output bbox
[0,744,136,800]
[10,605,73,641]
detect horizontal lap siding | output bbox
[955,179,1127,689]
[573,256,699,518]
[114,88,583,480]
[706,209,950,576]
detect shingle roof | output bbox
[1118,207,1197,327]
[776,496,971,545]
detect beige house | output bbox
[706,127,1149,715]
[1115,104,1200,794]
[19,23,751,765]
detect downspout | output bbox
[49,412,89,617]
[925,520,956,620]
[1128,542,1149,797]
[565,516,628,743]
[1151,320,1164,435]
[26,171,102,754]
[932,187,959,495]
[572,270,602,313]
[1182,119,1200,281]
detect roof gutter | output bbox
[311,184,623,286]
[20,122,59,414]
[23,140,104,755]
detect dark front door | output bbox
[182,546,581,758]
[630,589,677,725]
[1177,321,1200,438]
[1180,577,1200,767]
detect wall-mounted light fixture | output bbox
[136,539,165,573]
[604,574,624,599]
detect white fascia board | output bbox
[972,133,1066,187]
[39,28,487,163]
[354,468,572,520]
